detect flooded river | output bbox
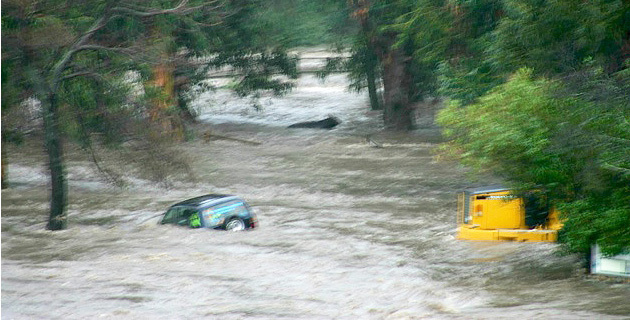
[2,70,629,319]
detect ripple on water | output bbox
[3,64,629,319]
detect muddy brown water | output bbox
[2,73,629,319]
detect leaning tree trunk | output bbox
[365,51,381,111]
[27,62,69,230]
[44,92,68,230]
[351,0,409,121]
[361,33,381,111]
[380,46,415,130]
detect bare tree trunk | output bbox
[365,54,381,111]
[26,65,68,230]
[361,31,381,111]
[44,92,67,230]
[175,75,197,123]
[380,46,415,130]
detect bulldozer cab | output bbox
[457,187,561,242]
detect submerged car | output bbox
[160,194,257,231]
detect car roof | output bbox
[466,185,511,195]
[170,194,240,208]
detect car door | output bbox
[201,200,250,228]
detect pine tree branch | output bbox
[61,69,116,82]
[50,5,117,91]
[51,0,222,91]
[601,163,630,176]
[111,0,219,17]
[62,71,102,81]
[75,44,136,55]
[597,133,630,145]
[75,109,126,187]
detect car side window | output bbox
[218,200,249,216]
[201,200,249,226]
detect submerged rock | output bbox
[287,116,341,129]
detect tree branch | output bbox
[50,8,116,91]
[111,0,216,17]
[601,163,630,176]
[62,71,107,81]
[51,0,221,90]
[597,133,630,145]
[76,44,135,55]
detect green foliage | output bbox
[491,0,626,76]
[438,69,569,189]
[2,0,302,142]
[438,67,630,255]
[212,49,299,97]
[331,0,443,109]
[254,0,354,47]
[1,0,305,229]
[559,186,630,257]
[317,36,380,96]
[393,0,451,64]
[403,0,505,105]
[399,0,630,105]
[436,58,503,106]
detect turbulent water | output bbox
[2,66,630,319]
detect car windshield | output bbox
[161,206,198,226]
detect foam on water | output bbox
[3,63,629,319]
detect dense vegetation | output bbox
[2,0,629,257]
[2,0,299,229]
[424,0,630,257]
[315,0,629,256]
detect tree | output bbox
[349,0,430,130]
[344,2,382,111]
[1,0,298,230]
[435,0,503,105]
[148,0,300,125]
[428,0,630,257]
[3,0,223,230]
[491,0,630,76]
[387,0,505,107]
[319,0,442,121]
[254,0,354,47]
[318,34,383,111]
[437,68,630,256]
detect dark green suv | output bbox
[160,194,257,231]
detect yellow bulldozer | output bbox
[456,187,562,242]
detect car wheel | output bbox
[225,218,245,231]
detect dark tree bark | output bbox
[379,44,415,130]
[44,92,67,230]
[352,0,381,111]
[26,63,69,230]
[351,0,413,127]
[365,51,381,111]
